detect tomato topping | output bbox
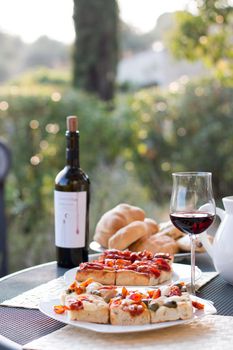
[152,289,161,299]
[102,249,155,263]
[154,253,172,260]
[192,301,205,310]
[138,250,153,260]
[153,258,171,271]
[75,286,85,295]
[105,259,115,267]
[149,266,161,277]
[103,250,132,261]
[137,265,150,273]
[169,286,182,297]
[122,286,128,298]
[79,262,105,270]
[69,300,84,311]
[80,278,94,288]
[115,259,131,267]
[53,305,68,314]
[129,292,142,302]
[123,303,145,316]
[123,264,137,271]
[130,252,139,262]
[69,281,78,290]
[147,290,155,298]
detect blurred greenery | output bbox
[1,68,233,272]
[0,33,70,82]
[168,0,233,83]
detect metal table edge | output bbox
[0,261,57,283]
[0,334,22,350]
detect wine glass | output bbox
[170,172,215,294]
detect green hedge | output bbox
[122,79,233,202]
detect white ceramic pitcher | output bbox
[200,196,233,285]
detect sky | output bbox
[0,0,194,43]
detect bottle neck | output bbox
[66,131,80,168]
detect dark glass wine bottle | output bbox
[54,116,90,268]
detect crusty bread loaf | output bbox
[158,222,184,240]
[108,218,158,250]
[108,221,148,250]
[129,232,179,255]
[144,218,159,235]
[93,203,145,248]
[176,234,213,253]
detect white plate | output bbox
[63,263,202,286]
[39,296,216,334]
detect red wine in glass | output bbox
[170,172,216,295]
[170,212,215,235]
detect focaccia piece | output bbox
[116,270,150,286]
[56,279,195,326]
[149,295,193,323]
[76,263,116,285]
[151,257,173,284]
[75,250,174,286]
[65,294,109,323]
[148,284,193,323]
[110,299,150,325]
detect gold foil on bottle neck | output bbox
[67,116,78,132]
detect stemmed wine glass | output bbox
[170,172,215,294]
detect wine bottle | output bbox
[54,116,90,268]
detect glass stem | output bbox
[189,234,196,295]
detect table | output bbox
[0,254,233,350]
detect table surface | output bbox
[0,254,233,350]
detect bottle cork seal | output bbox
[67,116,78,132]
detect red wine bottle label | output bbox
[54,191,87,248]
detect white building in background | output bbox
[117,42,207,88]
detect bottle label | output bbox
[54,191,87,248]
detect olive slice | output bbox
[149,302,159,312]
[66,289,73,294]
[142,299,149,306]
[164,300,177,308]
[91,290,102,296]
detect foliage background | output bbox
[1,71,233,271]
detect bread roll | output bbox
[144,218,159,235]
[129,232,179,255]
[158,222,184,240]
[176,234,213,253]
[108,221,148,250]
[93,203,145,248]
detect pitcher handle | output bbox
[199,206,225,258]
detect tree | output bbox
[168,0,233,82]
[73,0,119,101]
